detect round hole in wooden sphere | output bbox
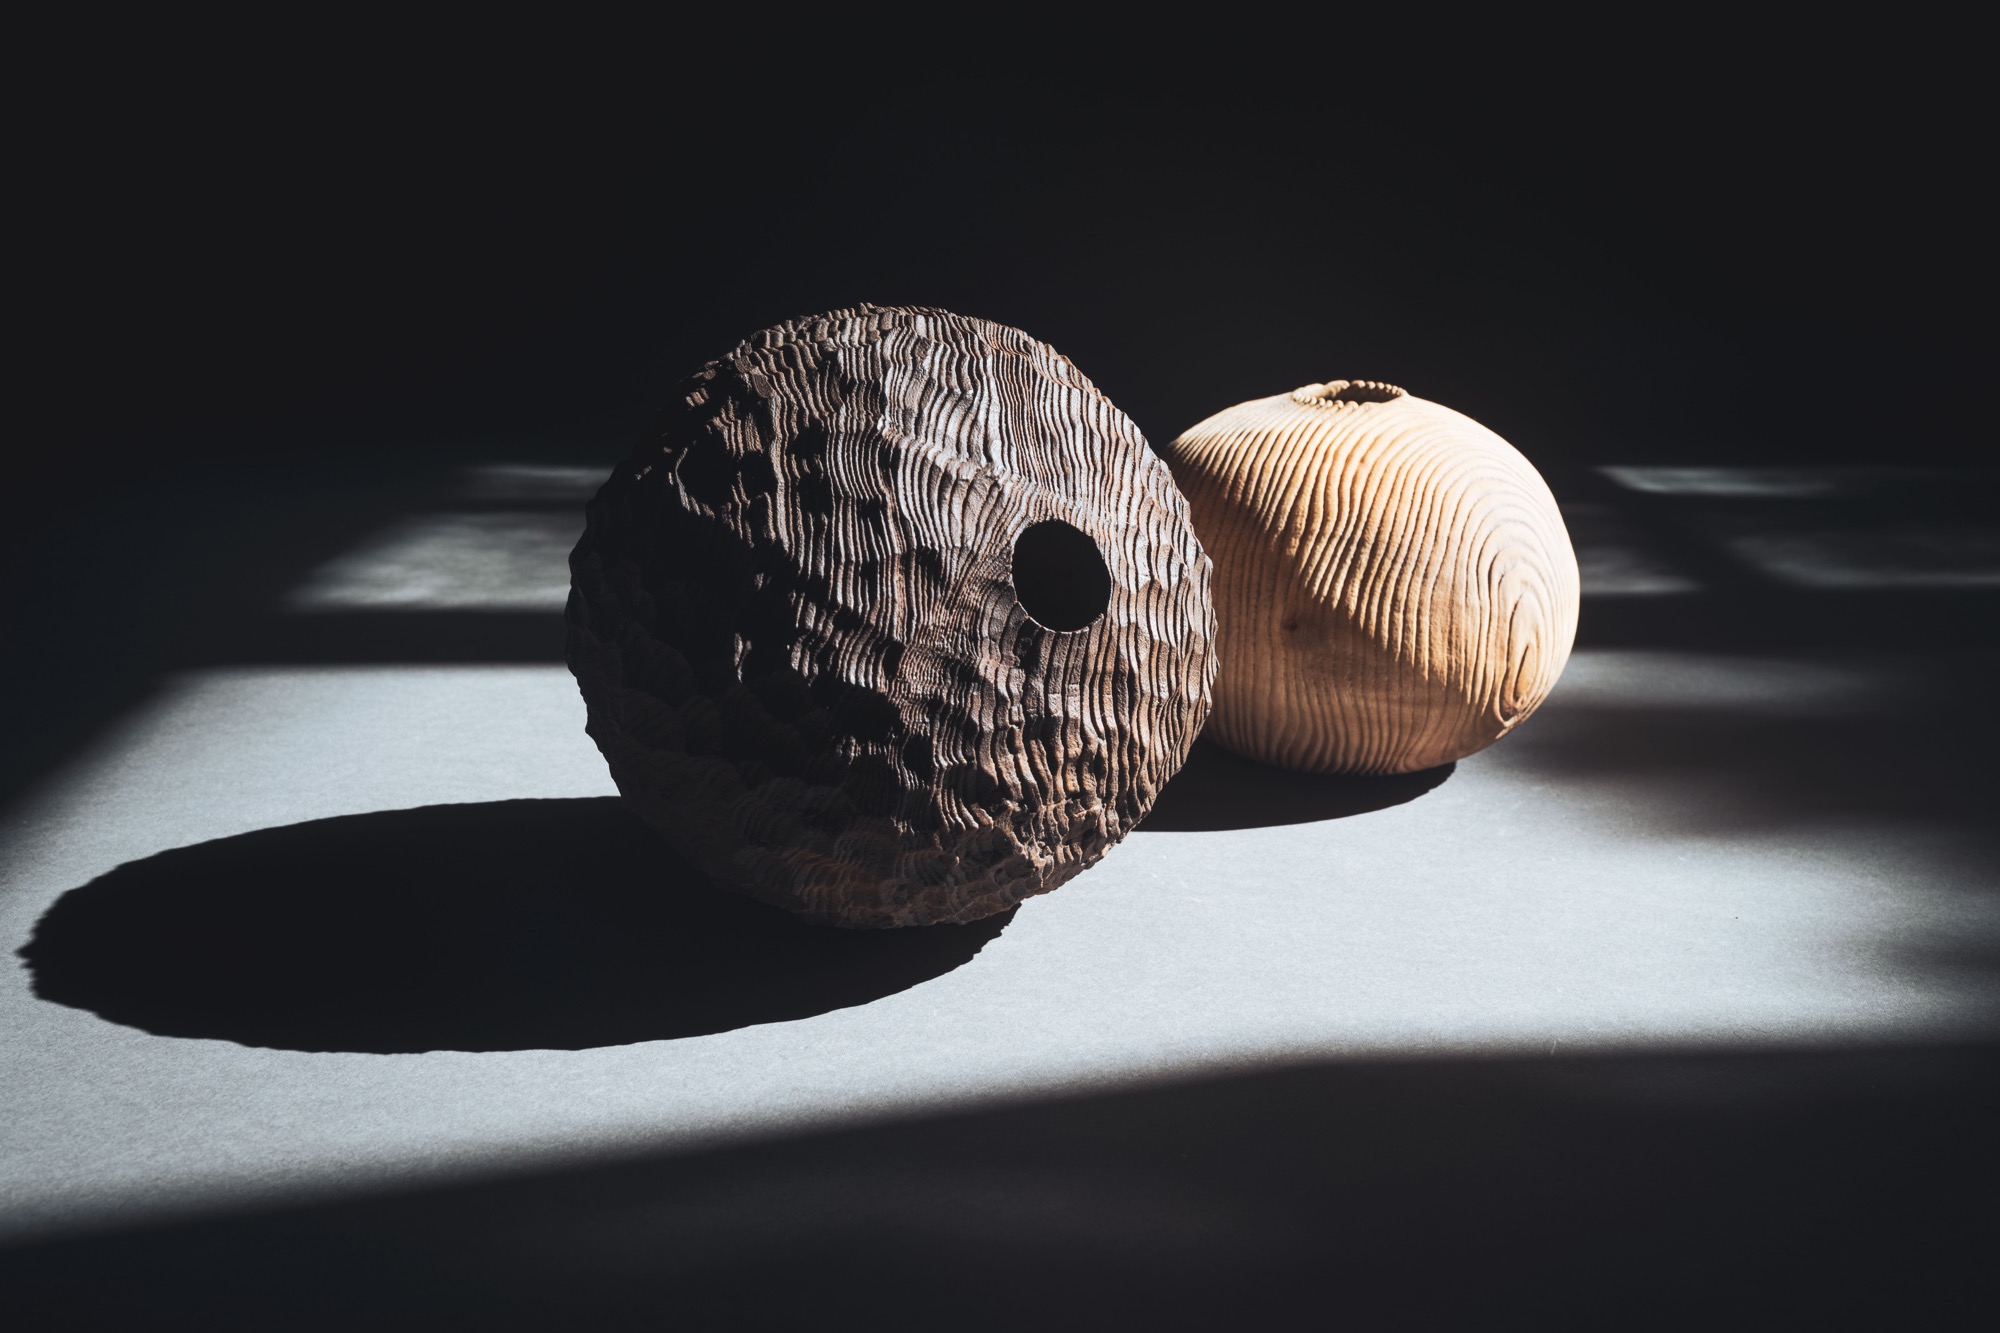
[1013,520,1112,631]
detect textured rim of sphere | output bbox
[567,305,1216,927]
[1165,381,1578,775]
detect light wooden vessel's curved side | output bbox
[1164,381,1578,775]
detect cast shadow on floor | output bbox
[1139,740,1452,832]
[6,1039,1993,1328]
[17,799,1012,1055]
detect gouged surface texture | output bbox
[1165,382,1578,775]
[567,306,1216,927]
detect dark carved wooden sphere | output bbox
[566,306,1216,927]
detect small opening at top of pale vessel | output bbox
[1012,520,1111,632]
[1293,380,1406,406]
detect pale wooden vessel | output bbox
[1163,381,1577,775]
[568,306,1216,927]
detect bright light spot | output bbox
[450,463,610,503]
[1727,529,2000,588]
[1597,466,1966,498]
[286,512,581,611]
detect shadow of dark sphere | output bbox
[1139,741,1453,832]
[18,799,1012,1054]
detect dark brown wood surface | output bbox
[567,306,1215,927]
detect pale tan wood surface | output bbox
[1164,381,1577,775]
[567,306,1216,927]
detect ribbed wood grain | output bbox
[567,306,1216,928]
[1163,381,1577,775]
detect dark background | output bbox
[18,19,1987,492]
[7,19,1992,1328]
[11,19,1985,808]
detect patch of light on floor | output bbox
[1724,528,2000,588]
[1540,650,1905,715]
[2,652,1994,1245]
[1597,465,1975,498]
[285,512,582,611]
[450,463,613,503]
